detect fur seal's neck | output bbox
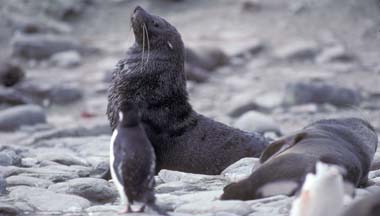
[119,43,195,138]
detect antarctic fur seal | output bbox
[110,102,166,215]
[221,118,378,200]
[106,6,268,175]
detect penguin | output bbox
[109,102,167,215]
[290,161,353,216]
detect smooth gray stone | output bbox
[0,105,46,131]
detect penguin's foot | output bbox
[117,205,131,214]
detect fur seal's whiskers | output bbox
[143,23,150,66]
[141,23,146,73]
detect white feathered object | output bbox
[290,162,346,216]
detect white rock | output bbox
[50,50,82,68]
[234,111,281,135]
[222,158,259,182]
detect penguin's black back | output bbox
[113,104,156,203]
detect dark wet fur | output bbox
[107,6,268,175]
[221,118,378,200]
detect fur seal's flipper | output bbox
[107,6,268,175]
[260,131,307,163]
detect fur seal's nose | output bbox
[133,6,144,14]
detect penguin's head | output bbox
[119,102,140,127]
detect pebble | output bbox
[37,152,88,166]
[222,158,259,182]
[176,200,252,215]
[5,13,72,34]
[0,175,6,194]
[275,40,320,61]
[227,93,268,118]
[45,0,92,21]
[317,46,355,64]
[225,39,265,59]
[50,50,82,68]
[0,203,20,216]
[0,87,31,106]
[185,63,210,83]
[9,186,91,212]
[49,178,117,203]
[48,83,83,104]
[284,81,362,107]
[6,175,53,188]
[0,150,21,166]
[234,111,281,135]
[11,33,82,60]
[0,61,25,87]
[185,46,228,71]
[0,105,46,131]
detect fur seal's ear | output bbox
[167,41,173,50]
[260,132,307,163]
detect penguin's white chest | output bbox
[110,129,128,205]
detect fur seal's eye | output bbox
[153,21,159,28]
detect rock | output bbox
[227,93,268,118]
[9,186,91,212]
[11,33,83,60]
[6,175,53,188]
[0,87,31,106]
[0,203,20,216]
[48,83,83,104]
[242,0,262,12]
[37,152,88,166]
[50,51,82,68]
[156,181,206,194]
[45,0,93,21]
[222,158,259,182]
[317,46,355,64]
[234,111,281,135]
[5,13,72,34]
[14,81,83,105]
[158,170,225,184]
[15,166,80,182]
[284,81,362,107]
[0,150,21,166]
[289,103,318,114]
[369,169,380,179]
[275,40,320,61]
[0,175,6,194]
[185,63,210,83]
[225,39,265,59]
[176,200,252,215]
[21,157,39,167]
[91,161,109,177]
[26,123,111,145]
[0,61,25,87]
[0,105,46,131]
[254,92,284,110]
[86,205,120,216]
[185,46,228,71]
[49,178,117,203]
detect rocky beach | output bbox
[0,0,380,215]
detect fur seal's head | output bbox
[131,6,183,53]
